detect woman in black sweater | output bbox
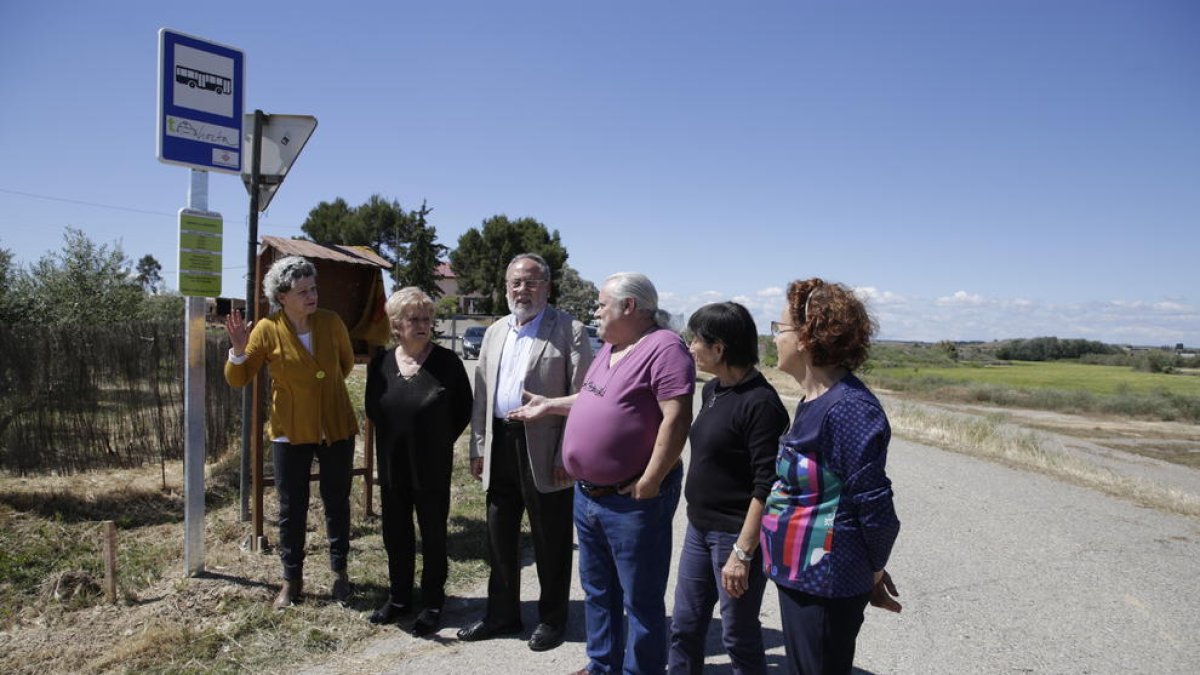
[365,287,472,636]
[668,302,790,674]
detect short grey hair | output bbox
[263,256,316,313]
[605,272,671,329]
[385,286,434,323]
[507,253,551,280]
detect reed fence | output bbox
[0,321,239,475]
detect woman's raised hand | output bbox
[225,309,251,356]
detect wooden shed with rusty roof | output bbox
[254,235,392,355]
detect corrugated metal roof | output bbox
[260,235,392,268]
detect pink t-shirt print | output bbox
[562,328,694,485]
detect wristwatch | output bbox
[732,542,753,563]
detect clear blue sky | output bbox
[2,0,1197,345]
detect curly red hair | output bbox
[786,278,876,371]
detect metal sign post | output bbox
[239,110,265,523]
[158,28,245,575]
[183,171,209,576]
[239,112,317,529]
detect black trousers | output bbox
[380,480,450,609]
[485,420,574,628]
[272,438,354,581]
[776,584,871,675]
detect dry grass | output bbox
[0,429,489,675]
[885,402,1200,520]
[757,367,1200,520]
[0,362,496,674]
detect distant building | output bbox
[435,261,487,315]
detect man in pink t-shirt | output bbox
[511,272,694,674]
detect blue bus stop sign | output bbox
[157,29,245,174]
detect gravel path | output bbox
[299,395,1200,674]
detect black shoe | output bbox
[528,622,565,652]
[412,608,442,637]
[368,601,412,625]
[456,618,523,642]
[331,570,351,604]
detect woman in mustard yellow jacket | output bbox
[224,256,359,610]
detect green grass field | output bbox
[872,361,1200,397]
[864,358,1200,423]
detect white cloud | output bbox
[854,286,905,305]
[1153,300,1191,312]
[936,290,986,306]
[657,285,1199,346]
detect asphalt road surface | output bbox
[302,366,1200,674]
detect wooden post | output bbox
[102,520,117,602]
[364,418,375,517]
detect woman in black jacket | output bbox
[365,287,472,636]
[668,302,790,674]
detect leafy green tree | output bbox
[555,263,598,323]
[135,254,163,294]
[302,194,412,257]
[935,340,959,361]
[301,194,453,292]
[996,336,1118,361]
[139,292,185,322]
[0,244,11,289]
[391,201,446,297]
[435,294,459,319]
[21,228,144,325]
[449,215,568,314]
[0,243,20,323]
[354,194,415,275]
[299,197,356,244]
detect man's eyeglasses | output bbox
[507,278,546,291]
[770,321,796,337]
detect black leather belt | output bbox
[578,474,639,498]
[494,417,524,430]
[577,460,680,498]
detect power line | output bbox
[0,187,176,217]
[0,186,307,234]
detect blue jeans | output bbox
[668,523,768,675]
[575,465,682,674]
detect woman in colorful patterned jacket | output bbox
[761,278,902,675]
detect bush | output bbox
[994,336,1120,361]
[1134,350,1177,374]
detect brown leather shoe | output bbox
[273,578,302,610]
[330,570,351,604]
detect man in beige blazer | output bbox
[458,253,594,652]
